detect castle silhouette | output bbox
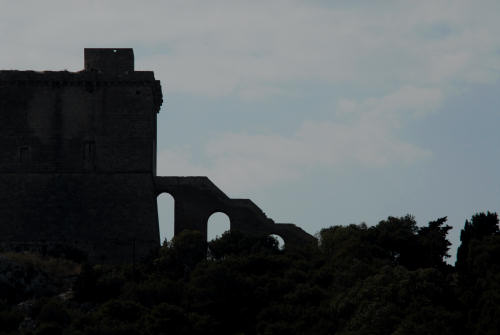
[0,48,314,262]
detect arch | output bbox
[269,234,285,250]
[207,212,231,241]
[157,193,175,245]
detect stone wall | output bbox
[0,173,158,262]
[0,70,161,173]
[155,177,316,247]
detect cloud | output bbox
[0,1,490,193]
[337,86,444,125]
[158,86,437,193]
[0,1,499,98]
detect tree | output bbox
[455,212,500,335]
[456,212,499,271]
[416,217,452,269]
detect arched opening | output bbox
[269,234,285,250]
[157,193,175,245]
[207,212,231,241]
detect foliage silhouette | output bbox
[0,213,498,334]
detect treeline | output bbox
[0,212,499,334]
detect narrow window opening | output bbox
[19,146,30,163]
[83,141,96,167]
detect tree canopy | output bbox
[0,212,498,334]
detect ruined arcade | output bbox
[0,49,314,262]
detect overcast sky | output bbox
[2,1,500,260]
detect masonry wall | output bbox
[0,72,159,173]
[155,177,317,247]
[0,174,158,262]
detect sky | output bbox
[1,0,500,261]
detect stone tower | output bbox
[0,49,314,263]
[0,49,162,262]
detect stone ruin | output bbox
[0,48,315,262]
